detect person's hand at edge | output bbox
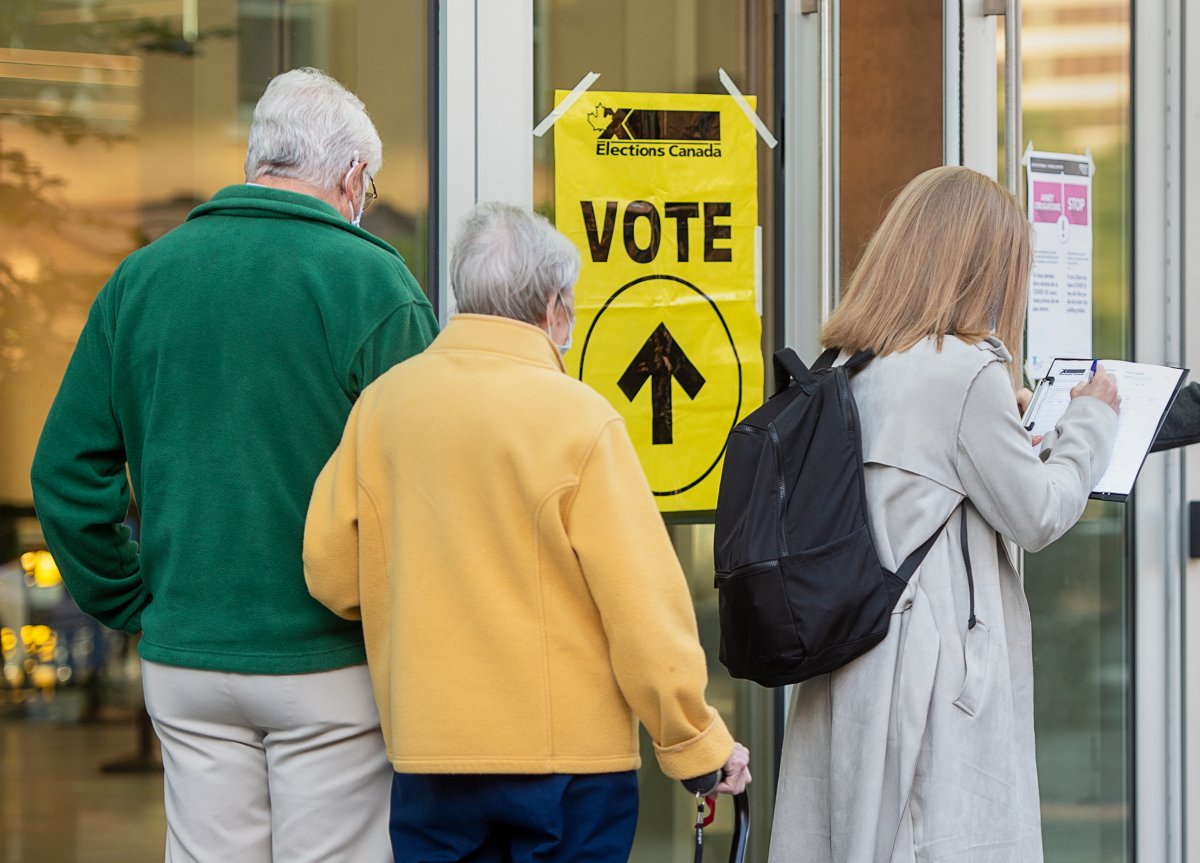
[714,742,751,795]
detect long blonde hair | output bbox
[820,166,1031,389]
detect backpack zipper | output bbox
[715,559,780,584]
[767,423,788,556]
[836,370,854,435]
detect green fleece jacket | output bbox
[31,185,438,674]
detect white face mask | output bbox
[343,164,366,227]
[547,292,575,356]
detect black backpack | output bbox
[714,347,965,687]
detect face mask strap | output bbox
[344,161,366,227]
[549,292,574,356]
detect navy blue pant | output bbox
[389,771,639,862]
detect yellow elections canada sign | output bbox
[554,89,764,513]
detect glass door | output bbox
[0,0,432,855]
[812,1,1136,861]
[532,3,780,859]
[838,1,1136,859]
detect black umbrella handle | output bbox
[728,791,750,863]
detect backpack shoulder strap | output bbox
[960,505,977,629]
[841,349,875,373]
[893,519,946,585]
[773,348,815,394]
[811,348,840,370]
[893,502,978,631]
[813,348,875,374]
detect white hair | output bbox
[451,203,581,324]
[244,67,383,190]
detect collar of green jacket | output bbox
[187,184,404,260]
[432,314,566,373]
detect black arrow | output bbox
[618,323,706,445]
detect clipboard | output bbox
[1021,358,1189,502]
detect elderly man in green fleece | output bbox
[30,67,437,863]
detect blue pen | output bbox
[1088,359,1098,382]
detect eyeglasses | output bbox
[363,174,378,211]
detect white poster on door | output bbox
[1024,149,1094,380]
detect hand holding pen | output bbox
[1070,361,1122,414]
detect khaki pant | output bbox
[141,660,392,863]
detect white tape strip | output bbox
[719,68,778,149]
[533,71,601,137]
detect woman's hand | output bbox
[1017,387,1044,446]
[1070,363,1121,415]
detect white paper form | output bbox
[1021,358,1187,499]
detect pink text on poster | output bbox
[1032,181,1064,223]
[1064,184,1089,226]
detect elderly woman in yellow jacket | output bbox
[304,201,750,862]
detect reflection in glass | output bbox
[1,19,429,863]
[0,0,428,504]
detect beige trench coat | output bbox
[768,337,1118,863]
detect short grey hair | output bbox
[244,67,383,190]
[451,202,581,324]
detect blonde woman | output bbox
[767,166,1120,862]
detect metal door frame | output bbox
[1138,1,1188,861]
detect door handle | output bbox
[985,0,1022,196]
[808,0,838,321]
[1189,502,1200,558]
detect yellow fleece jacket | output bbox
[304,314,733,779]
